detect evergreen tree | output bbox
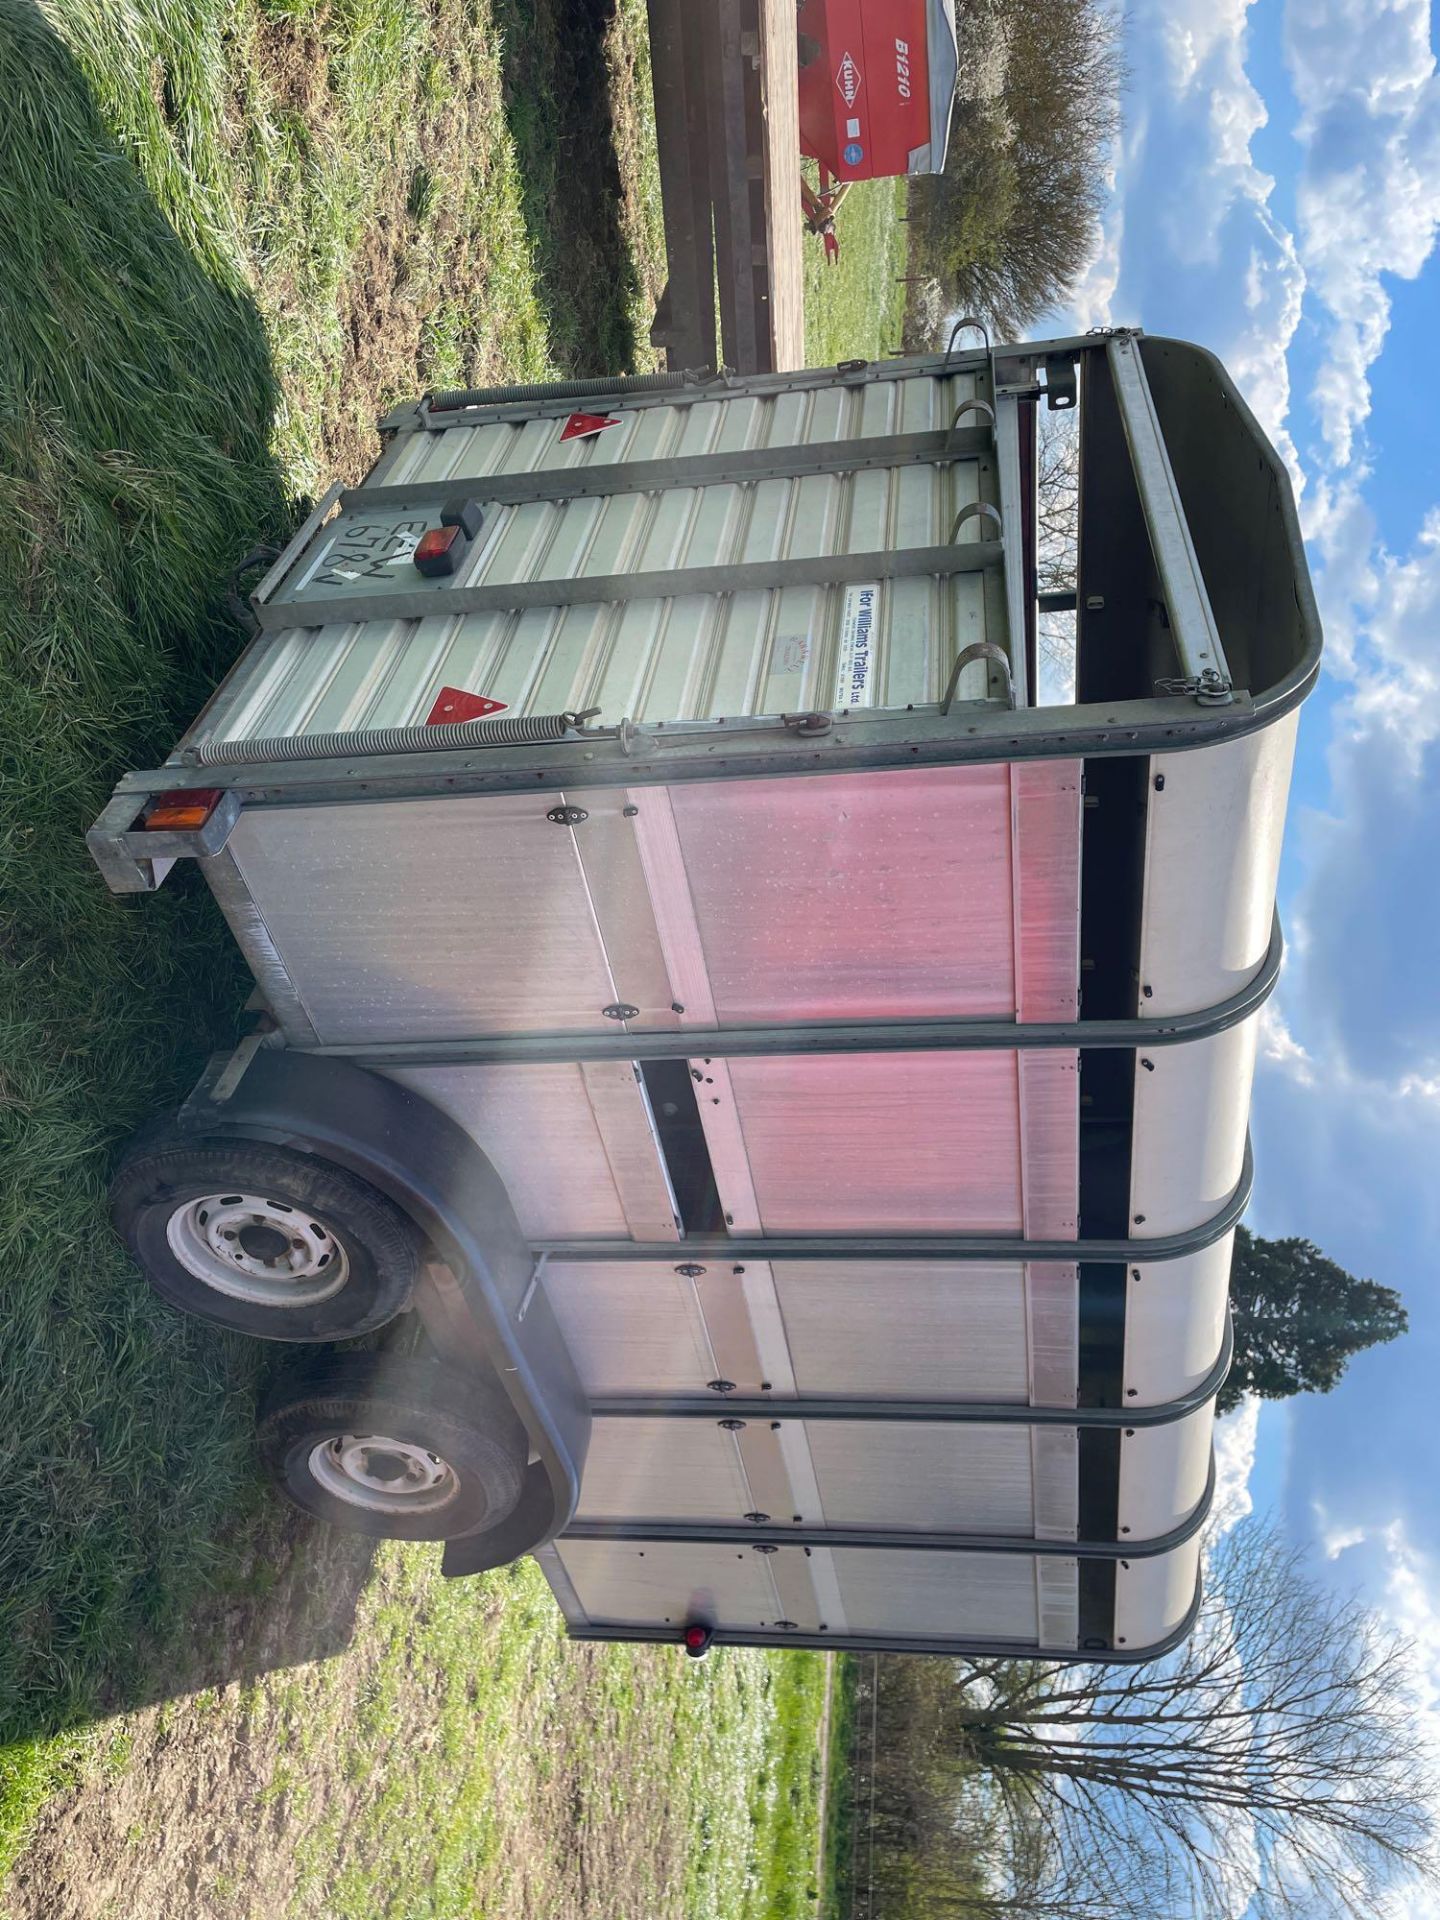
[1220,1225,1407,1415]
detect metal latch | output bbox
[1043,353,1078,411]
[1154,670,1234,707]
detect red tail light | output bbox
[142,789,222,832]
[683,1622,714,1657]
[413,524,466,576]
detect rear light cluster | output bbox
[141,789,222,832]
[683,1622,714,1657]
[413,497,485,578]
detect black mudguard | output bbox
[179,1048,589,1573]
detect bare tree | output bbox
[1035,401,1079,700]
[943,1523,1439,1919]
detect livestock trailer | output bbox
[89,329,1320,1663]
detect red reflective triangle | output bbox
[560,411,621,440]
[425,686,509,725]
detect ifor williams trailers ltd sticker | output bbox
[834,582,879,708]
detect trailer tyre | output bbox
[110,1136,419,1342]
[257,1354,527,1541]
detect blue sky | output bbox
[1051,0,1440,1905]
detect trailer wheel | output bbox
[110,1135,419,1342]
[257,1353,527,1541]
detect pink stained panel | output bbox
[1010,762,1082,1246]
[1010,762,1083,1023]
[721,1051,1025,1233]
[667,765,1017,1023]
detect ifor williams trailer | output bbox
[89,329,1320,1663]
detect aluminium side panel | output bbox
[542,1256,1050,1404]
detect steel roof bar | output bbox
[563,1453,1214,1561]
[338,427,995,518]
[1108,332,1231,699]
[379,331,1115,432]
[533,1132,1252,1266]
[314,916,1279,1072]
[993,388,1030,709]
[589,1316,1232,1430]
[132,690,1309,800]
[256,539,1004,634]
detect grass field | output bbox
[0,0,895,1902]
[803,173,911,367]
[4,1539,833,1919]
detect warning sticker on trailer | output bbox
[833,582,879,708]
[560,412,621,441]
[424,686,509,725]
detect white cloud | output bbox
[1212,1396,1262,1537]
[1322,1519,1368,1560]
[1285,0,1440,470]
[1274,504,1440,1094]
[1056,0,1309,480]
[1259,1005,1317,1087]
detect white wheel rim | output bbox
[165,1192,350,1308]
[307,1434,460,1514]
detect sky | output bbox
[1048,0,1440,1908]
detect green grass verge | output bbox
[803,175,910,366]
[820,1656,859,1919]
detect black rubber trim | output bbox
[311,916,1280,1070]
[175,1051,590,1566]
[566,1570,1204,1665]
[536,1134,1251,1268]
[562,1451,1215,1559]
[587,1312,1231,1428]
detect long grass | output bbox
[0,0,644,1834]
[0,0,865,1888]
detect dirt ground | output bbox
[4,1501,801,1920]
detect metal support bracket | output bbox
[1108,332,1232,703]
